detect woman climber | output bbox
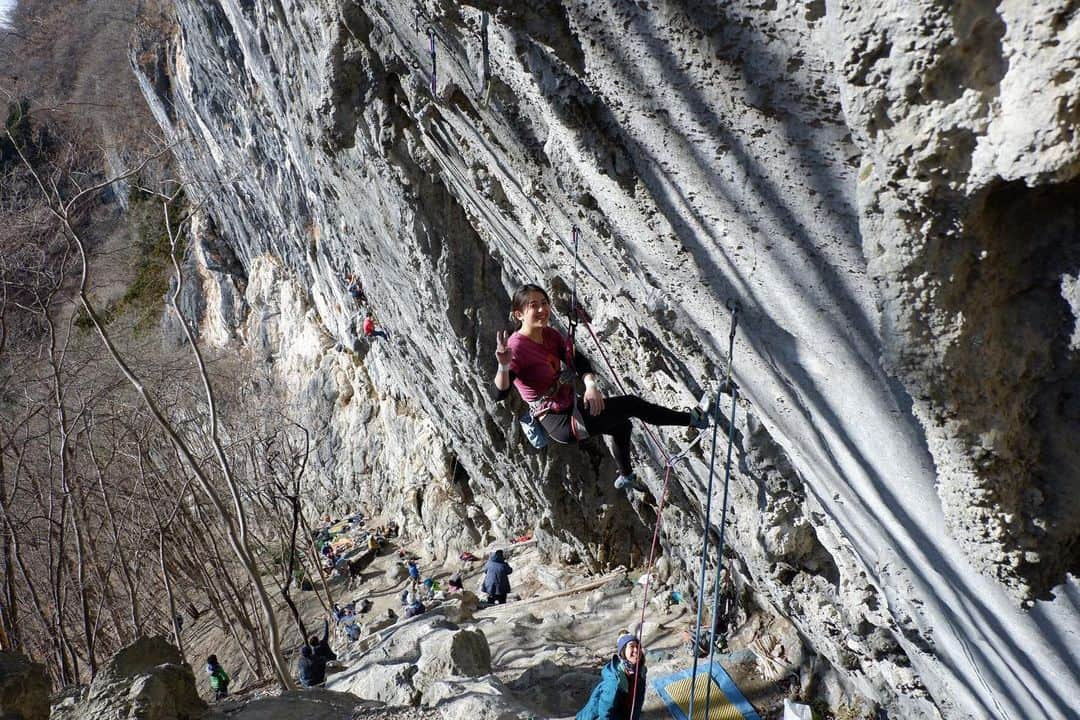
[493,284,708,490]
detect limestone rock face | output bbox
[830,0,1080,603]
[134,1,1080,718]
[0,652,51,720]
[51,636,205,720]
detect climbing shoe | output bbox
[615,473,649,493]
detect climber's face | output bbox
[515,290,551,330]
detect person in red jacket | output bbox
[363,312,389,340]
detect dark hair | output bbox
[509,284,550,324]
[207,654,218,665]
[307,635,319,646]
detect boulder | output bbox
[327,615,494,707]
[0,652,51,720]
[440,592,481,624]
[416,626,490,680]
[51,636,205,720]
[204,689,358,720]
[384,563,409,583]
[422,676,537,720]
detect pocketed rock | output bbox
[134,0,1080,717]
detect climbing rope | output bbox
[569,225,581,345]
[428,28,438,95]
[561,227,745,717]
[577,302,739,719]
[688,299,740,720]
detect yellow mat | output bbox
[652,662,761,720]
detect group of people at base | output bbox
[203,590,651,718]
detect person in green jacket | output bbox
[577,634,648,720]
[205,654,230,700]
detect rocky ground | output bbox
[181,518,799,720]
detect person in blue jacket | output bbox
[576,634,648,720]
[481,549,513,604]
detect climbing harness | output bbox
[687,299,741,720]
[428,28,438,95]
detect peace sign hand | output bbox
[495,330,512,366]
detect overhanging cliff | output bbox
[132,1,1080,718]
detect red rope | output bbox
[580,318,682,719]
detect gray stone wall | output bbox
[132,1,1080,717]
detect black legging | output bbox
[540,395,691,476]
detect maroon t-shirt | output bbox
[508,327,574,414]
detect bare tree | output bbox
[3,100,295,686]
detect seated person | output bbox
[404,599,426,618]
[447,570,464,592]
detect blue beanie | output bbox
[616,634,639,658]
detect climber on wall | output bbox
[576,634,647,720]
[297,644,327,687]
[343,272,367,305]
[308,618,337,666]
[363,311,390,341]
[493,283,709,490]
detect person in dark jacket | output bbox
[297,644,327,687]
[481,549,513,604]
[576,634,648,720]
[205,654,230,700]
[308,618,337,663]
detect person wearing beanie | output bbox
[576,633,648,720]
[481,549,513,604]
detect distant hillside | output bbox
[0,0,160,144]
